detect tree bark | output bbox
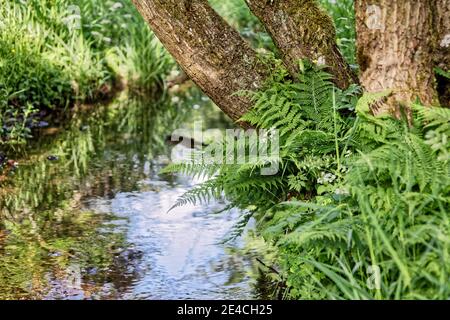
[132,0,447,123]
[245,0,358,89]
[433,0,450,106]
[131,0,268,122]
[355,0,439,113]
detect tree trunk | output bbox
[433,0,450,106]
[131,0,267,122]
[245,0,358,89]
[355,0,439,113]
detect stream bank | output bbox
[0,92,270,300]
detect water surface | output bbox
[0,94,260,299]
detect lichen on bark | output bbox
[245,0,358,89]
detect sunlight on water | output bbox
[0,95,260,300]
[83,170,252,299]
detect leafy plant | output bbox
[167,59,450,300]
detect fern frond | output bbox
[434,67,450,80]
[161,162,220,179]
[169,178,224,211]
[240,60,339,136]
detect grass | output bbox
[2,0,447,300]
[0,0,354,150]
[0,0,173,150]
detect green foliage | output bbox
[241,60,349,136]
[319,0,357,65]
[269,105,449,299]
[209,0,258,31]
[434,67,450,80]
[170,60,450,299]
[0,0,172,149]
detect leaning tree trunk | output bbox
[355,0,440,114]
[131,0,268,123]
[245,0,358,89]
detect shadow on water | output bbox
[0,92,267,300]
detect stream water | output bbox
[0,94,265,300]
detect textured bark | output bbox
[131,0,267,122]
[355,0,439,113]
[434,0,450,68]
[433,0,450,106]
[245,0,358,89]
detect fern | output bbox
[162,161,220,179]
[240,61,346,136]
[434,67,450,80]
[169,178,224,210]
[167,59,450,300]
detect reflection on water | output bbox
[84,171,251,299]
[0,93,259,300]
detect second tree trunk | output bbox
[355,0,441,112]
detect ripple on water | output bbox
[83,172,254,300]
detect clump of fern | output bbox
[164,61,357,209]
[165,60,450,300]
[260,101,450,299]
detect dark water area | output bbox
[0,93,265,300]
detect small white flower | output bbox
[193,104,200,110]
[324,173,336,183]
[319,172,337,184]
[171,96,180,104]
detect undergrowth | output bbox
[164,60,450,299]
[0,0,172,149]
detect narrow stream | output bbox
[80,169,251,300]
[0,94,263,300]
